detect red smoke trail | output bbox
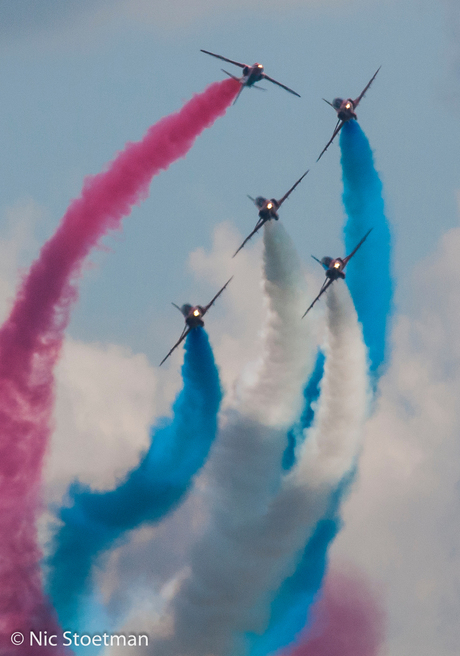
[283,570,385,656]
[0,77,239,655]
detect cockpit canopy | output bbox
[254,196,267,209]
[321,256,334,268]
[181,304,193,317]
[332,98,343,110]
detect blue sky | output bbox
[0,0,458,363]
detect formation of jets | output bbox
[160,53,379,365]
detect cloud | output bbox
[39,220,265,622]
[188,221,265,403]
[0,200,172,513]
[45,338,158,498]
[38,336,159,567]
[19,192,460,656]
[135,220,315,656]
[19,194,460,656]
[330,219,460,655]
[42,221,265,639]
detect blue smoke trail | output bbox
[47,327,222,630]
[248,520,340,656]
[247,477,352,656]
[249,122,393,656]
[282,351,325,471]
[341,120,393,379]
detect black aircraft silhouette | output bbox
[302,229,373,317]
[233,170,309,258]
[316,68,381,162]
[201,49,301,103]
[160,277,233,366]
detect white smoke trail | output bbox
[140,221,315,656]
[159,282,369,656]
[236,220,315,428]
[293,281,369,489]
[238,281,370,634]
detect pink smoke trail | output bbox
[0,77,240,655]
[283,570,385,656]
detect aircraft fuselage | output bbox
[333,97,358,122]
[184,306,205,328]
[258,198,280,221]
[323,257,346,280]
[242,63,265,86]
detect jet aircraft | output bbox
[302,229,373,317]
[160,277,233,366]
[316,68,381,162]
[201,49,301,103]
[233,169,309,258]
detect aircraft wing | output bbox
[353,66,381,108]
[203,276,234,314]
[262,74,301,97]
[342,228,373,266]
[201,50,247,68]
[221,69,242,83]
[277,169,309,207]
[233,219,267,257]
[302,278,334,318]
[316,119,345,162]
[172,302,187,317]
[159,326,191,367]
[232,81,245,104]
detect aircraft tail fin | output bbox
[172,302,186,316]
[221,70,244,104]
[221,69,241,82]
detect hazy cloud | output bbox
[188,221,265,403]
[46,338,158,497]
[4,191,459,656]
[330,218,460,656]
